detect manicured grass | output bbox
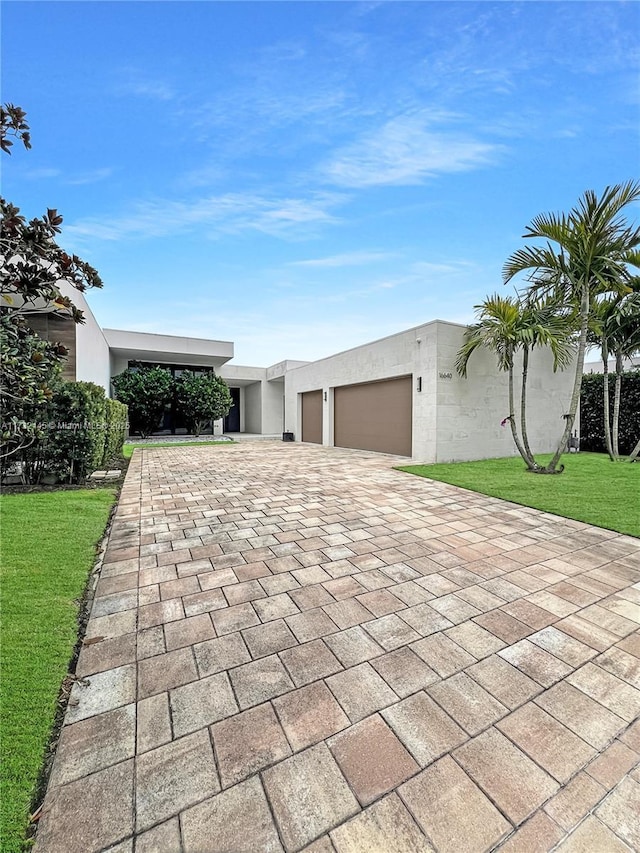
[0,490,116,853]
[397,452,640,538]
[122,440,234,459]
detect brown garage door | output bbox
[334,376,412,456]
[301,390,323,444]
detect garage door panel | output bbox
[334,376,412,456]
[302,390,323,444]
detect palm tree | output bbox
[589,292,640,460]
[503,181,640,473]
[456,294,574,471]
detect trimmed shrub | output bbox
[112,364,173,437]
[102,398,128,466]
[20,381,107,483]
[580,370,640,455]
[175,371,232,436]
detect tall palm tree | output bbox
[589,291,640,460]
[503,181,640,473]
[456,294,573,471]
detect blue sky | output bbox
[3,1,639,365]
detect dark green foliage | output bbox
[175,371,233,436]
[1,105,102,461]
[22,382,107,483]
[112,365,173,438]
[580,371,640,455]
[102,398,128,466]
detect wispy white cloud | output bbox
[113,67,176,101]
[289,250,398,268]
[65,191,346,244]
[67,167,114,186]
[323,110,502,188]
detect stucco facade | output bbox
[284,320,574,462]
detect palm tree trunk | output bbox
[601,339,615,461]
[544,283,590,473]
[629,436,640,462]
[519,345,538,469]
[612,349,623,459]
[508,359,536,468]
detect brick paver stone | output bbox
[496,702,596,783]
[427,672,509,736]
[193,631,251,676]
[382,691,467,766]
[137,647,198,698]
[399,755,510,853]
[330,793,434,853]
[263,742,360,852]
[35,759,134,853]
[66,664,136,724]
[585,740,640,788]
[169,671,237,736]
[279,638,343,686]
[229,653,295,708]
[324,626,385,667]
[595,775,640,850]
[273,681,350,751]
[543,772,608,831]
[135,729,219,831]
[498,639,572,687]
[49,704,136,788]
[465,654,542,709]
[326,662,398,722]
[370,647,439,697]
[454,728,559,824]
[329,714,419,805]
[211,701,292,787]
[553,814,631,852]
[534,680,627,749]
[135,818,181,853]
[181,777,284,853]
[497,810,564,853]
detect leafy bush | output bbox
[580,370,640,455]
[112,364,172,437]
[21,381,107,483]
[175,371,232,436]
[102,398,128,466]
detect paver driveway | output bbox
[35,442,640,853]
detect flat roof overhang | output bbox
[104,328,234,369]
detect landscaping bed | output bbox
[398,452,639,538]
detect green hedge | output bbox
[102,398,128,467]
[20,382,113,484]
[580,370,640,455]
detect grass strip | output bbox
[0,489,116,853]
[122,440,234,459]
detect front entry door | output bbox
[224,387,241,432]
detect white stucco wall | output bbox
[263,378,285,434]
[58,280,111,392]
[243,382,262,434]
[434,322,574,462]
[284,320,575,463]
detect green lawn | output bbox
[397,452,640,538]
[0,489,116,853]
[122,440,234,459]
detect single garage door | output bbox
[301,390,323,444]
[334,376,412,456]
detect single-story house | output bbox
[27,279,574,462]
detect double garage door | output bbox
[302,376,412,456]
